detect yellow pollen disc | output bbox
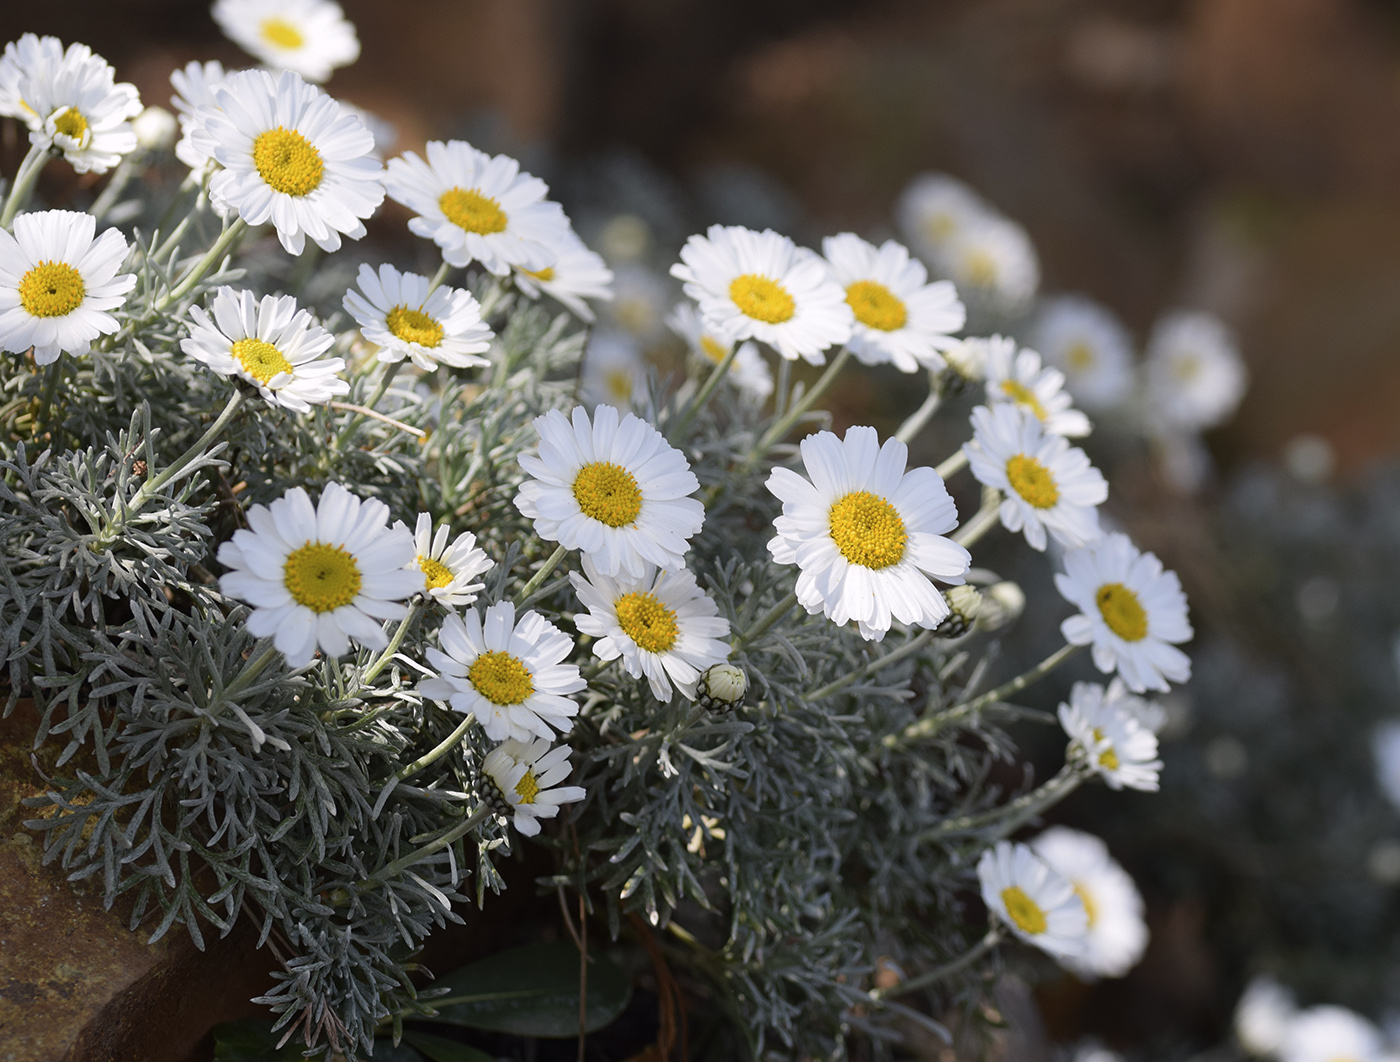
[964,249,998,287]
[468,650,535,706]
[260,17,306,50]
[386,305,444,348]
[845,279,908,332]
[283,542,362,613]
[51,107,88,141]
[572,461,643,528]
[230,338,295,385]
[514,770,541,804]
[1000,379,1049,421]
[1173,354,1201,382]
[523,266,555,281]
[1067,342,1095,372]
[18,261,85,318]
[1005,454,1059,509]
[1074,883,1098,928]
[1000,885,1047,935]
[699,334,729,363]
[252,126,324,197]
[729,273,795,324]
[1099,745,1121,771]
[828,490,907,570]
[614,591,680,654]
[439,187,508,235]
[418,555,454,590]
[604,369,634,403]
[1096,582,1149,642]
[923,212,955,243]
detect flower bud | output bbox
[938,585,983,637]
[697,662,746,711]
[133,105,178,151]
[975,580,1026,632]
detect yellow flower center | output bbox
[18,261,85,318]
[1000,885,1047,935]
[252,126,324,197]
[1099,745,1121,771]
[845,280,908,332]
[260,16,305,50]
[1066,342,1095,372]
[418,555,454,590]
[604,369,634,404]
[51,107,89,142]
[386,305,444,348]
[230,338,295,385]
[828,490,907,570]
[614,591,680,653]
[923,212,955,243]
[1000,379,1049,422]
[468,650,535,706]
[439,187,508,235]
[1073,883,1098,928]
[699,334,729,363]
[1096,582,1149,642]
[963,249,998,287]
[1005,454,1059,509]
[523,266,555,282]
[283,542,362,613]
[514,769,541,804]
[1173,354,1200,382]
[572,461,642,528]
[729,274,795,324]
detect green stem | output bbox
[894,374,942,444]
[395,713,476,783]
[667,343,740,442]
[869,929,1001,1002]
[152,172,201,250]
[359,599,425,687]
[357,804,493,890]
[159,217,246,311]
[33,358,63,440]
[934,449,968,481]
[805,629,933,702]
[752,346,852,458]
[89,155,136,221]
[335,360,404,450]
[515,543,569,607]
[426,260,451,294]
[477,274,509,319]
[734,590,799,651]
[772,357,792,419]
[951,491,1001,549]
[219,642,280,703]
[0,141,51,229]
[921,764,1085,841]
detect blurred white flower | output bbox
[1033,295,1135,412]
[977,840,1088,958]
[1145,310,1247,433]
[1235,976,1297,1056]
[212,0,360,83]
[1032,826,1148,978]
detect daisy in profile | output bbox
[1033,296,1135,412]
[480,737,586,838]
[977,840,1088,959]
[170,60,229,175]
[515,404,705,578]
[1031,827,1148,978]
[1234,977,1297,1056]
[964,404,1106,552]
[944,213,1040,312]
[182,287,349,412]
[671,224,853,364]
[13,39,141,175]
[189,68,383,255]
[1281,1006,1386,1062]
[580,331,647,411]
[1056,533,1193,692]
[217,483,421,668]
[894,172,990,267]
[0,210,135,364]
[981,335,1091,438]
[342,263,492,371]
[666,301,773,402]
[766,425,971,640]
[212,0,360,83]
[1144,310,1248,433]
[407,513,493,610]
[820,232,965,373]
[384,139,565,274]
[420,601,586,743]
[571,555,731,701]
[513,227,614,322]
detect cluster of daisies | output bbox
[1231,977,1400,1062]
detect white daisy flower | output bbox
[964,403,1106,552]
[384,139,566,275]
[603,263,671,342]
[480,737,586,838]
[1234,977,1297,1056]
[820,232,965,373]
[0,209,135,365]
[580,330,647,411]
[212,0,360,84]
[420,601,586,744]
[1144,310,1248,432]
[1281,1006,1386,1062]
[1058,681,1163,791]
[1031,827,1148,978]
[944,213,1040,312]
[571,554,731,701]
[407,513,493,610]
[670,224,854,365]
[514,404,705,578]
[981,334,1092,438]
[14,40,141,175]
[666,301,773,402]
[1103,676,1168,735]
[170,60,229,174]
[894,172,990,266]
[1033,296,1135,412]
[181,286,349,412]
[0,34,64,124]
[342,263,492,371]
[1056,533,1193,693]
[513,226,614,322]
[977,839,1088,959]
[766,425,971,641]
[189,68,383,255]
[217,482,421,668]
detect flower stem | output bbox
[33,358,63,441]
[734,589,799,651]
[159,217,247,311]
[0,141,52,229]
[426,260,451,294]
[667,343,739,443]
[921,763,1085,841]
[869,928,1001,1002]
[934,449,968,481]
[951,490,1000,549]
[360,599,425,687]
[357,804,493,890]
[752,346,852,458]
[89,155,137,221]
[894,374,942,444]
[395,713,477,783]
[515,543,569,608]
[805,629,933,701]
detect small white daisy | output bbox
[170,60,229,174]
[420,601,586,744]
[1234,977,1297,1056]
[1056,533,1193,693]
[217,482,421,668]
[189,68,383,255]
[1103,676,1168,735]
[1281,1006,1386,1062]
[1058,681,1163,791]
[666,300,773,402]
[0,34,64,124]
[342,262,492,371]
[944,213,1040,312]
[384,139,566,275]
[580,330,647,411]
[894,172,991,266]
[981,334,1091,438]
[0,209,135,365]
[1031,827,1148,979]
[212,0,360,83]
[571,554,731,702]
[182,286,349,412]
[14,39,141,175]
[821,232,965,373]
[603,263,671,342]
[480,737,586,838]
[977,839,1088,959]
[670,224,853,365]
[407,513,493,610]
[513,226,614,322]
[1033,296,1135,412]
[766,425,971,641]
[1144,310,1248,432]
[515,404,705,578]
[964,403,1106,552]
